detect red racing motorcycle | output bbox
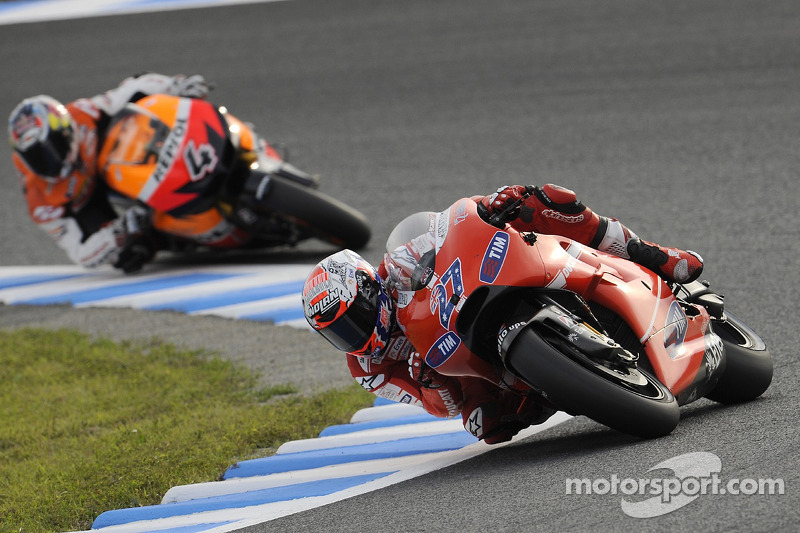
[383,198,772,438]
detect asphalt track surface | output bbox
[0,1,798,531]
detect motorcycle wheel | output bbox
[244,174,371,250]
[505,328,680,439]
[704,311,772,404]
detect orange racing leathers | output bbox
[11,73,227,269]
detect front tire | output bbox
[505,328,679,438]
[244,174,371,250]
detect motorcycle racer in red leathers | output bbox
[302,184,704,444]
[8,73,215,273]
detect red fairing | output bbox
[144,99,228,213]
[396,198,710,397]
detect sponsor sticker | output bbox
[541,208,585,224]
[479,231,510,283]
[430,258,463,329]
[664,301,688,359]
[425,331,461,368]
[704,333,724,379]
[435,207,451,251]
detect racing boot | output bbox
[463,391,555,445]
[464,401,525,445]
[626,238,704,284]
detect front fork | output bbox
[255,138,320,189]
[497,300,639,372]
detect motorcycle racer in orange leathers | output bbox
[8,73,215,272]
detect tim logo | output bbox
[425,331,461,368]
[664,301,688,359]
[480,232,510,283]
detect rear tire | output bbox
[704,312,772,404]
[246,174,371,250]
[505,328,679,438]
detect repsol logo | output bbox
[425,331,461,368]
[151,115,188,184]
[480,231,509,283]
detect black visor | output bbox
[318,272,381,353]
[20,129,72,178]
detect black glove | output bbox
[408,351,448,389]
[114,239,156,273]
[113,206,157,273]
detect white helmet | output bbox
[302,250,394,356]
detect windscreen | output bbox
[103,104,171,166]
[384,211,437,292]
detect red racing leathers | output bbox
[344,183,640,443]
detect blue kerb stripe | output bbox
[145,521,234,533]
[240,306,305,323]
[373,397,396,406]
[0,1,41,14]
[223,432,477,479]
[319,413,439,437]
[0,273,86,290]
[144,280,304,312]
[18,273,238,305]
[92,472,393,528]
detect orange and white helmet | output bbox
[302,249,394,356]
[8,95,77,181]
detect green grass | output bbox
[0,328,373,533]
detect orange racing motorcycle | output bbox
[383,198,773,438]
[98,94,370,258]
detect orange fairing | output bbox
[221,110,283,161]
[100,111,165,198]
[220,111,255,153]
[151,208,226,241]
[98,94,230,215]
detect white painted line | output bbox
[350,403,429,423]
[161,452,453,504]
[0,0,291,26]
[91,412,572,533]
[276,419,467,454]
